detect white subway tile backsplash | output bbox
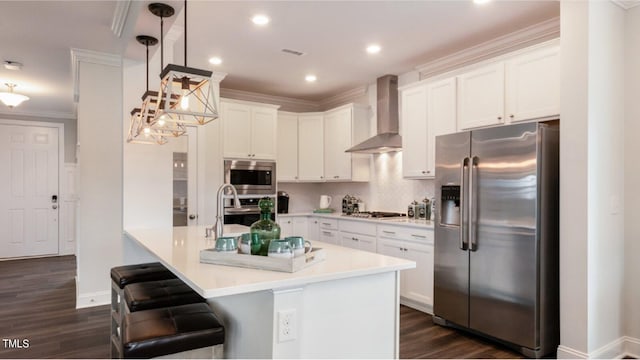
[278,152,434,214]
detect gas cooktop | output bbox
[343,211,406,219]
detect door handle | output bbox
[469,156,479,251]
[460,157,470,250]
[52,204,58,210]
[189,214,197,220]
[52,195,58,204]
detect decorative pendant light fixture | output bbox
[153,0,219,126]
[0,83,29,108]
[126,35,171,145]
[136,34,186,138]
[127,107,168,145]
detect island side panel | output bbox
[300,271,398,358]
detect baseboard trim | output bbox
[590,337,626,359]
[624,336,640,358]
[557,337,640,359]
[76,290,110,309]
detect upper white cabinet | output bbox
[323,104,370,182]
[278,104,370,183]
[457,41,560,130]
[505,45,560,122]
[298,113,325,181]
[221,99,279,160]
[276,112,299,181]
[457,62,505,130]
[401,77,456,179]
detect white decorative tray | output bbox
[199,248,326,273]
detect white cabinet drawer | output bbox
[339,219,376,236]
[318,218,338,230]
[340,232,377,253]
[377,225,433,245]
[319,229,339,245]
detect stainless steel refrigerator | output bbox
[433,121,559,358]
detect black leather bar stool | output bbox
[122,303,225,359]
[123,278,205,313]
[110,263,176,358]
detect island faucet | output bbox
[207,183,242,239]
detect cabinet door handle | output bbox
[510,114,514,119]
[352,237,358,241]
[411,234,427,239]
[382,230,396,235]
[498,116,503,120]
[322,223,332,226]
[421,170,426,174]
[295,176,298,179]
[322,231,332,236]
[426,170,431,174]
[320,176,324,179]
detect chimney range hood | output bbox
[346,75,402,154]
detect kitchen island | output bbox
[124,225,415,359]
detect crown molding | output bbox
[416,17,560,79]
[0,108,76,120]
[110,0,132,38]
[611,0,640,9]
[220,88,320,113]
[71,48,122,103]
[210,71,228,83]
[319,86,368,111]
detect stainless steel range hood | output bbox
[346,75,402,154]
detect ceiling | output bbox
[0,0,559,119]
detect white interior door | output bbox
[0,124,59,258]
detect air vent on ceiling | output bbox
[281,48,306,56]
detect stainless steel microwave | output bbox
[224,160,276,195]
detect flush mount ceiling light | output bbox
[305,74,317,82]
[209,57,222,65]
[473,0,492,4]
[251,14,270,26]
[366,44,381,54]
[3,61,23,71]
[154,0,219,126]
[0,83,29,108]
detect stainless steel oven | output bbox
[224,160,276,195]
[224,197,276,226]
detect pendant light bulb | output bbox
[180,77,190,110]
[157,115,166,127]
[143,126,151,136]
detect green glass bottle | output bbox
[250,197,281,256]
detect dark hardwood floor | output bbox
[0,256,110,359]
[0,255,524,359]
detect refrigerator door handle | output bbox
[460,157,470,250]
[469,156,479,251]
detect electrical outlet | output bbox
[278,309,297,342]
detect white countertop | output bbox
[124,225,415,298]
[278,212,435,229]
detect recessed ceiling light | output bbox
[366,44,381,54]
[209,57,222,65]
[252,14,270,26]
[4,61,23,71]
[473,0,491,4]
[305,74,317,82]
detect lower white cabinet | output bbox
[338,219,377,253]
[377,225,434,314]
[318,218,339,245]
[278,215,309,239]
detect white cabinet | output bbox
[401,77,456,179]
[298,114,325,181]
[338,219,377,253]
[505,45,560,122]
[221,99,279,160]
[323,105,370,182]
[456,41,560,131]
[277,112,299,181]
[377,225,434,314]
[278,215,309,238]
[279,104,370,183]
[308,217,320,241]
[318,218,339,245]
[457,62,505,130]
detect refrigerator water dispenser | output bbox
[440,185,461,226]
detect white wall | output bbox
[624,5,640,347]
[76,60,123,307]
[558,1,626,356]
[586,1,625,353]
